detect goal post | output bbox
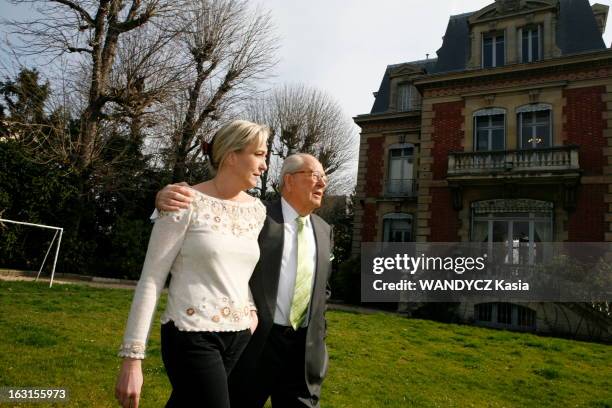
[0,218,63,287]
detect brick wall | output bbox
[426,101,463,241]
[567,184,606,241]
[427,188,459,242]
[361,203,378,242]
[432,101,464,180]
[364,136,384,196]
[564,86,606,175]
[564,85,607,241]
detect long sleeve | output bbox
[118,207,192,359]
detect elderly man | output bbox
[156,153,333,408]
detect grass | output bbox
[0,281,610,407]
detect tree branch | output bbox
[115,5,155,33]
[67,46,93,53]
[124,0,142,22]
[50,0,95,27]
[186,141,200,155]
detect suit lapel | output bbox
[259,201,329,320]
[310,215,330,315]
[261,200,284,316]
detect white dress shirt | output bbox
[273,198,317,327]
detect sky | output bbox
[255,0,612,119]
[1,0,611,121]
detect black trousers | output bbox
[229,324,318,408]
[161,321,251,408]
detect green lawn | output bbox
[0,281,610,407]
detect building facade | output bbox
[353,0,612,340]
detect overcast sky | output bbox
[256,0,612,119]
[1,0,611,120]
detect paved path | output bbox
[0,274,137,289]
[0,271,389,315]
[0,271,137,290]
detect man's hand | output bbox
[249,310,258,335]
[115,358,143,408]
[155,182,194,211]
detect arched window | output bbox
[473,108,505,151]
[471,199,553,265]
[517,104,552,149]
[382,213,413,242]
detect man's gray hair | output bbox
[279,153,313,191]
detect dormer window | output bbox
[482,32,505,68]
[519,25,542,63]
[397,83,421,112]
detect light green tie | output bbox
[289,216,314,329]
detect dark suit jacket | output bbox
[229,199,333,398]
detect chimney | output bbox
[592,3,609,35]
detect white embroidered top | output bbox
[118,189,267,359]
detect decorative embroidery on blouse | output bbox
[159,193,265,239]
[183,296,254,325]
[118,341,146,359]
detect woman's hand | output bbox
[249,310,258,334]
[155,182,194,211]
[115,358,143,408]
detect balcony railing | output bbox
[448,146,580,176]
[384,178,417,197]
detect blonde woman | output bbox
[115,120,269,408]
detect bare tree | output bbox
[164,0,278,181]
[107,24,182,143]
[245,84,358,196]
[8,0,176,172]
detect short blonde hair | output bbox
[207,120,269,171]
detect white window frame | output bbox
[387,143,415,195]
[518,25,542,63]
[482,31,505,68]
[517,104,552,149]
[473,108,506,151]
[382,213,414,243]
[471,205,553,266]
[397,83,421,112]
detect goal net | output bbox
[0,218,63,287]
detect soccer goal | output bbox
[0,218,63,287]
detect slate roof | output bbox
[432,12,474,74]
[370,59,437,114]
[369,0,607,115]
[432,0,606,74]
[556,0,606,54]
